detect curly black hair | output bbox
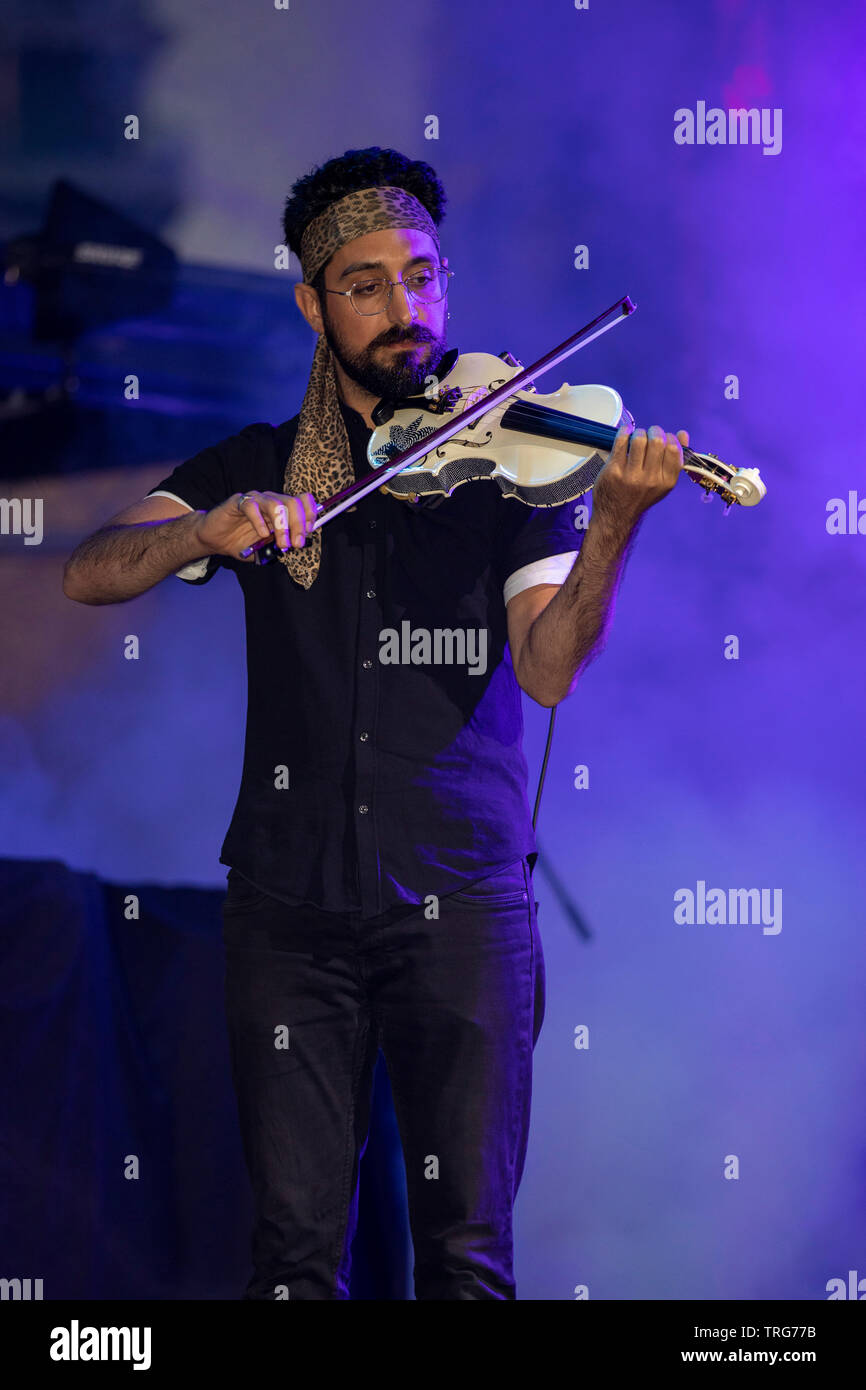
[282,146,447,294]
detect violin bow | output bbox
[240,294,637,557]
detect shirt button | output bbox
[362,658,373,669]
[366,588,376,599]
[368,519,377,529]
[358,803,369,814]
[359,731,369,742]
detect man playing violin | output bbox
[63,146,688,1300]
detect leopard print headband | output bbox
[279,186,441,589]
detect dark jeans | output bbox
[221,856,545,1300]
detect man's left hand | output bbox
[592,424,689,526]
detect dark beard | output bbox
[322,313,448,401]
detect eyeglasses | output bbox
[324,265,453,316]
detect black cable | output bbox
[531,705,557,832]
[530,703,594,941]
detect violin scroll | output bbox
[683,450,766,507]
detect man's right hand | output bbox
[195,490,318,561]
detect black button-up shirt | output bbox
[147,398,583,918]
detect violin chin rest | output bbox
[437,346,460,378]
[371,398,396,426]
[372,349,460,427]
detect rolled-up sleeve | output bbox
[497,495,589,603]
[145,423,274,585]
